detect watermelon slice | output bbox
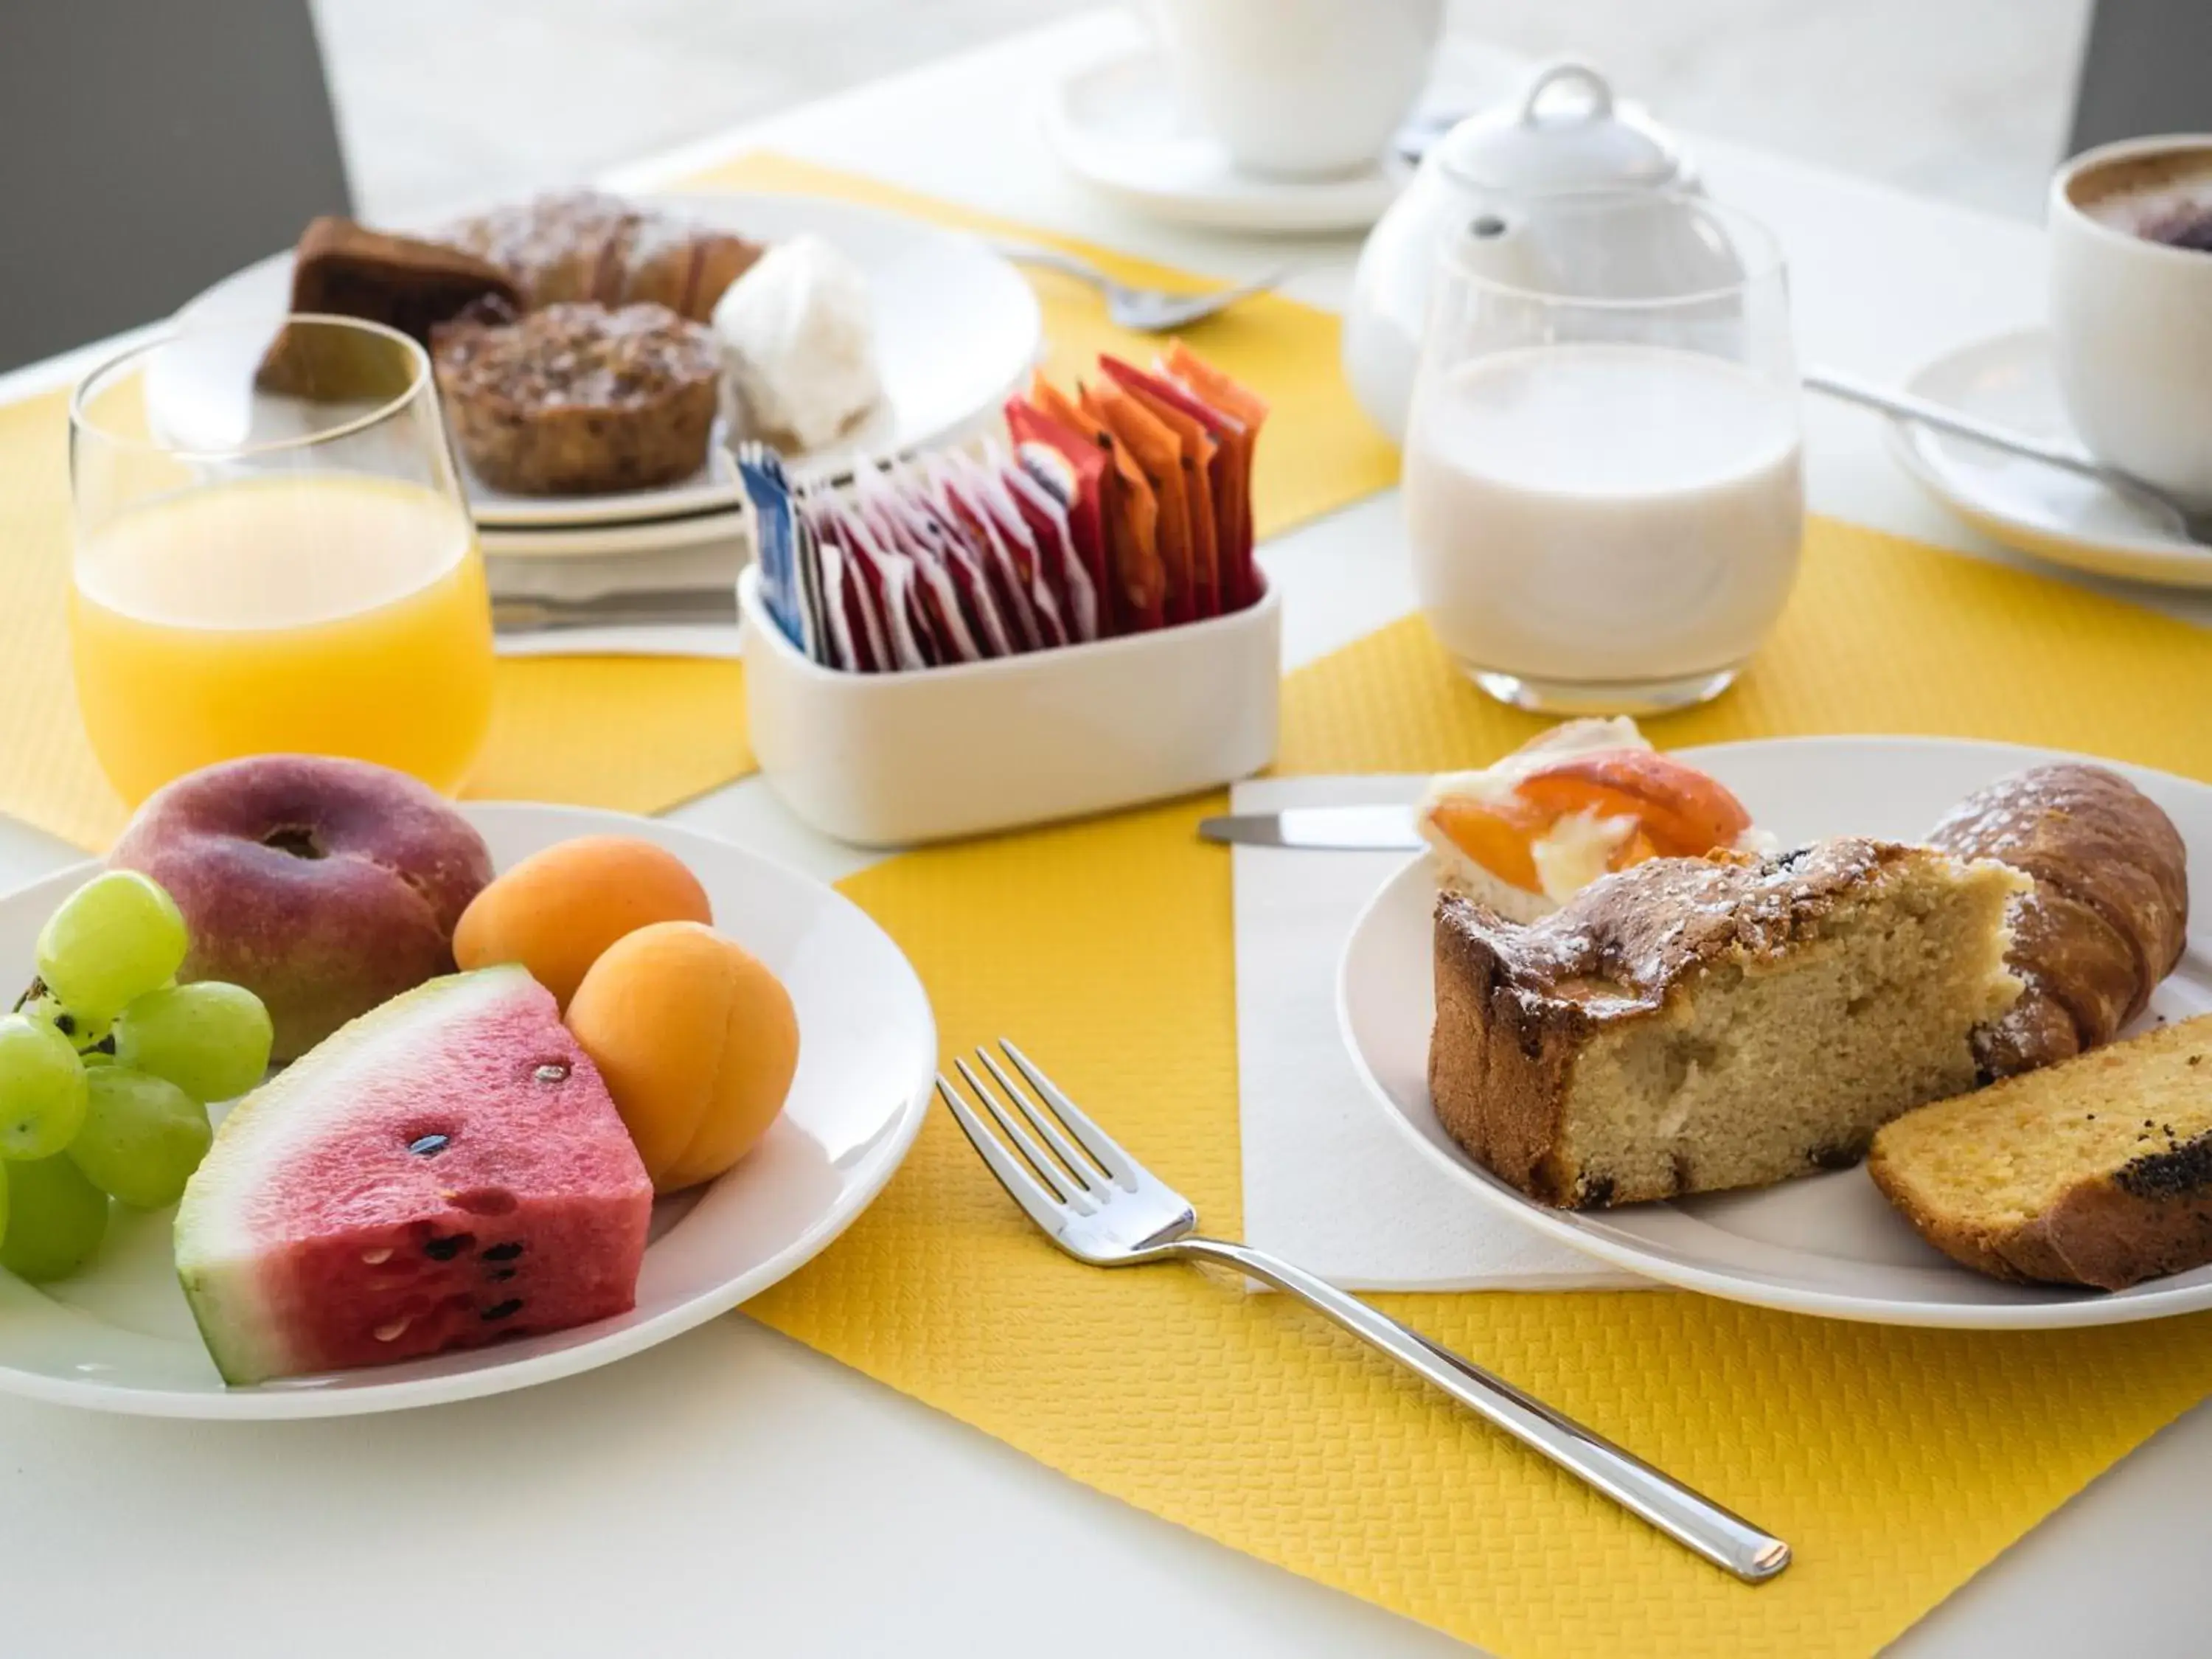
[175,966,652,1385]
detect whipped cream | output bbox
[712,234,882,451]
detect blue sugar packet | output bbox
[737,445,815,658]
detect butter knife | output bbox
[1196,805,1424,851]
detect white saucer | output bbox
[1340,735,2212,1330]
[1042,47,1407,234]
[0,804,936,1416]
[175,192,1042,530]
[1889,327,2212,588]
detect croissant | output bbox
[438,192,763,323]
[1927,763,2188,1078]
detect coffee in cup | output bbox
[2048,135,2212,506]
[2074,149,2212,253]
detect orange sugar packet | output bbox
[1162,342,1267,607]
[1042,375,1163,632]
[1085,380,1195,625]
[1100,356,1221,619]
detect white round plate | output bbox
[478,507,748,560]
[1339,735,2212,1329]
[1888,327,2212,588]
[0,804,936,1416]
[174,191,1043,530]
[1042,47,1408,234]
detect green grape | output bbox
[34,871,189,1025]
[20,990,108,1052]
[0,1012,88,1160]
[66,1066,212,1209]
[0,1154,108,1282]
[113,982,273,1102]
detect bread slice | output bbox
[1430,839,2026,1207]
[1870,1013,2212,1290]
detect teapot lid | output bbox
[1436,61,1688,193]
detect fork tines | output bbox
[938,1040,1134,1214]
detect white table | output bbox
[5,13,2208,1656]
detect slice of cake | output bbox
[1870,1013,2212,1290]
[1429,839,2027,1208]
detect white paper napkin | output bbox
[489,530,745,660]
[1234,774,1644,1290]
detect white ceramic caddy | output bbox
[740,566,1282,846]
[0,804,937,1417]
[1339,735,2212,1330]
[174,192,1043,534]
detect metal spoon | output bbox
[1804,364,2212,546]
[994,243,1293,332]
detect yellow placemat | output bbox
[0,153,1391,851]
[745,518,2212,1658]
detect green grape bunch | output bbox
[0,871,273,1282]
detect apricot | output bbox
[1516,751,1753,857]
[453,835,711,1009]
[564,921,798,1192]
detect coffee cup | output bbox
[1142,0,1443,181]
[2049,135,2212,506]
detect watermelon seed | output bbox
[481,1242,524,1262]
[488,1267,517,1283]
[534,1063,569,1082]
[408,1133,451,1157]
[422,1234,473,1261]
[481,1299,524,1321]
[373,1318,410,1343]
[361,1247,394,1265]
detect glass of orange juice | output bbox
[68,314,495,806]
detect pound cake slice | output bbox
[1430,839,2026,1208]
[1870,1014,2212,1290]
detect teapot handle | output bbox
[1517,60,1615,126]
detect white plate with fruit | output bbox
[0,758,935,1416]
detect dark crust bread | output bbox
[431,301,718,495]
[437,191,762,321]
[1869,1022,2212,1291]
[1927,764,2188,1077]
[283,216,520,341]
[1428,838,1931,1208]
[257,218,522,395]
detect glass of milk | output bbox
[1402,190,1803,714]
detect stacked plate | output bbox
[175,192,1047,643]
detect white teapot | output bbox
[1343,61,1700,442]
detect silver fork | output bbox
[939,1040,1792,1584]
[995,243,1292,332]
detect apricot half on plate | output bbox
[453,835,712,1010]
[565,921,799,1193]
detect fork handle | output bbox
[1173,1237,1790,1584]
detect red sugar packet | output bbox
[998,451,1097,647]
[1008,443,1102,644]
[927,452,1049,652]
[1005,396,1110,627]
[942,450,1068,649]
[888,460,1018,660]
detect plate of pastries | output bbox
[1340,721,2212,1327]
[173,189,1043,529]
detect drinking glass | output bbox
[1401,190,1804,714]
[69,315,495,805]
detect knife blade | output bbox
[1196,804,1425,851]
